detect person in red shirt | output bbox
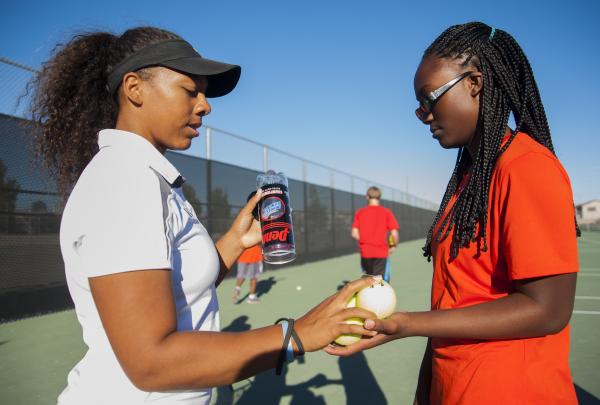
[351,186,399,276]
[327,22,579,405]
[232,245,263,304]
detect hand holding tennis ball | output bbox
[333,296,363,346]
[334,279,397,346]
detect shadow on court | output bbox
[256,275,278,298]
[232,275,280,305]
[212,319,387,405]
[575,384,600,405]
[338,352,387,404]
[221,315,252,333]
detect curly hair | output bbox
[27,26,181,196]
[421,22,580,261]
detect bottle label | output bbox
[259,184,295,247]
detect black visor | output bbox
[105,39,241,98]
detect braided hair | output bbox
[422,22,580,261]
[27,27,182,197]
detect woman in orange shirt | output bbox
[326,22,579,404]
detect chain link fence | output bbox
[579,223,600,232]
[0,57,437,320]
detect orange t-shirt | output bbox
[238,245,262,263]
[430,133,579,405]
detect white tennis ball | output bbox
[356,280,396,319]
[334,296,363,346]
[296,285,302,291]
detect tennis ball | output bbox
[356,280,396,319]
[335,280,396,346]
[334,296,363,346]
[333,280,397,346]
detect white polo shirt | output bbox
[58,129,220,404]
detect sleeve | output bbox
[386,209,399,230]
[78,170,171,277]
[501,153,578,280]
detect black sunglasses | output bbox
[415,71,472,122]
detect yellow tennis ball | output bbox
[334,296,364,346]
[334,317,363,346]
[333,281,397,346]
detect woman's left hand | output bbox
[215,190,263,285]
[228,189,262,250]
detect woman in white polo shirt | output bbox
[28,26,379,404]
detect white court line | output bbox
[575,296,600,300]
[580,239,600,245]
[573,310,600,315]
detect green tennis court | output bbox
[1,234,599,404]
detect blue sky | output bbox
[2,0,599,204]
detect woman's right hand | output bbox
[293,276,382,353]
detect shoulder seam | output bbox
[500,150,570,185]
[501,149,557,173]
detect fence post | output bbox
[350,176,355,218]
[263,146,268,173]
[330,171,336,253]
[205,127,212,161]
[303,163,309,259]
[205,127,212,235]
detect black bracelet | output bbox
[275,318,294,375]
[275,317,306,360]
[276,317,305,356]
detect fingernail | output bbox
[364,319,375,329]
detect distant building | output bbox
[576,199,600,223]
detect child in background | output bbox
[233,244,263,304]
[351,186,399,277]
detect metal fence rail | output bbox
[0,57,438,210]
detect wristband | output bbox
[285,319,295,363]
[275,317,305,358]
[275,319,294,375]
[280,319,289,341]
